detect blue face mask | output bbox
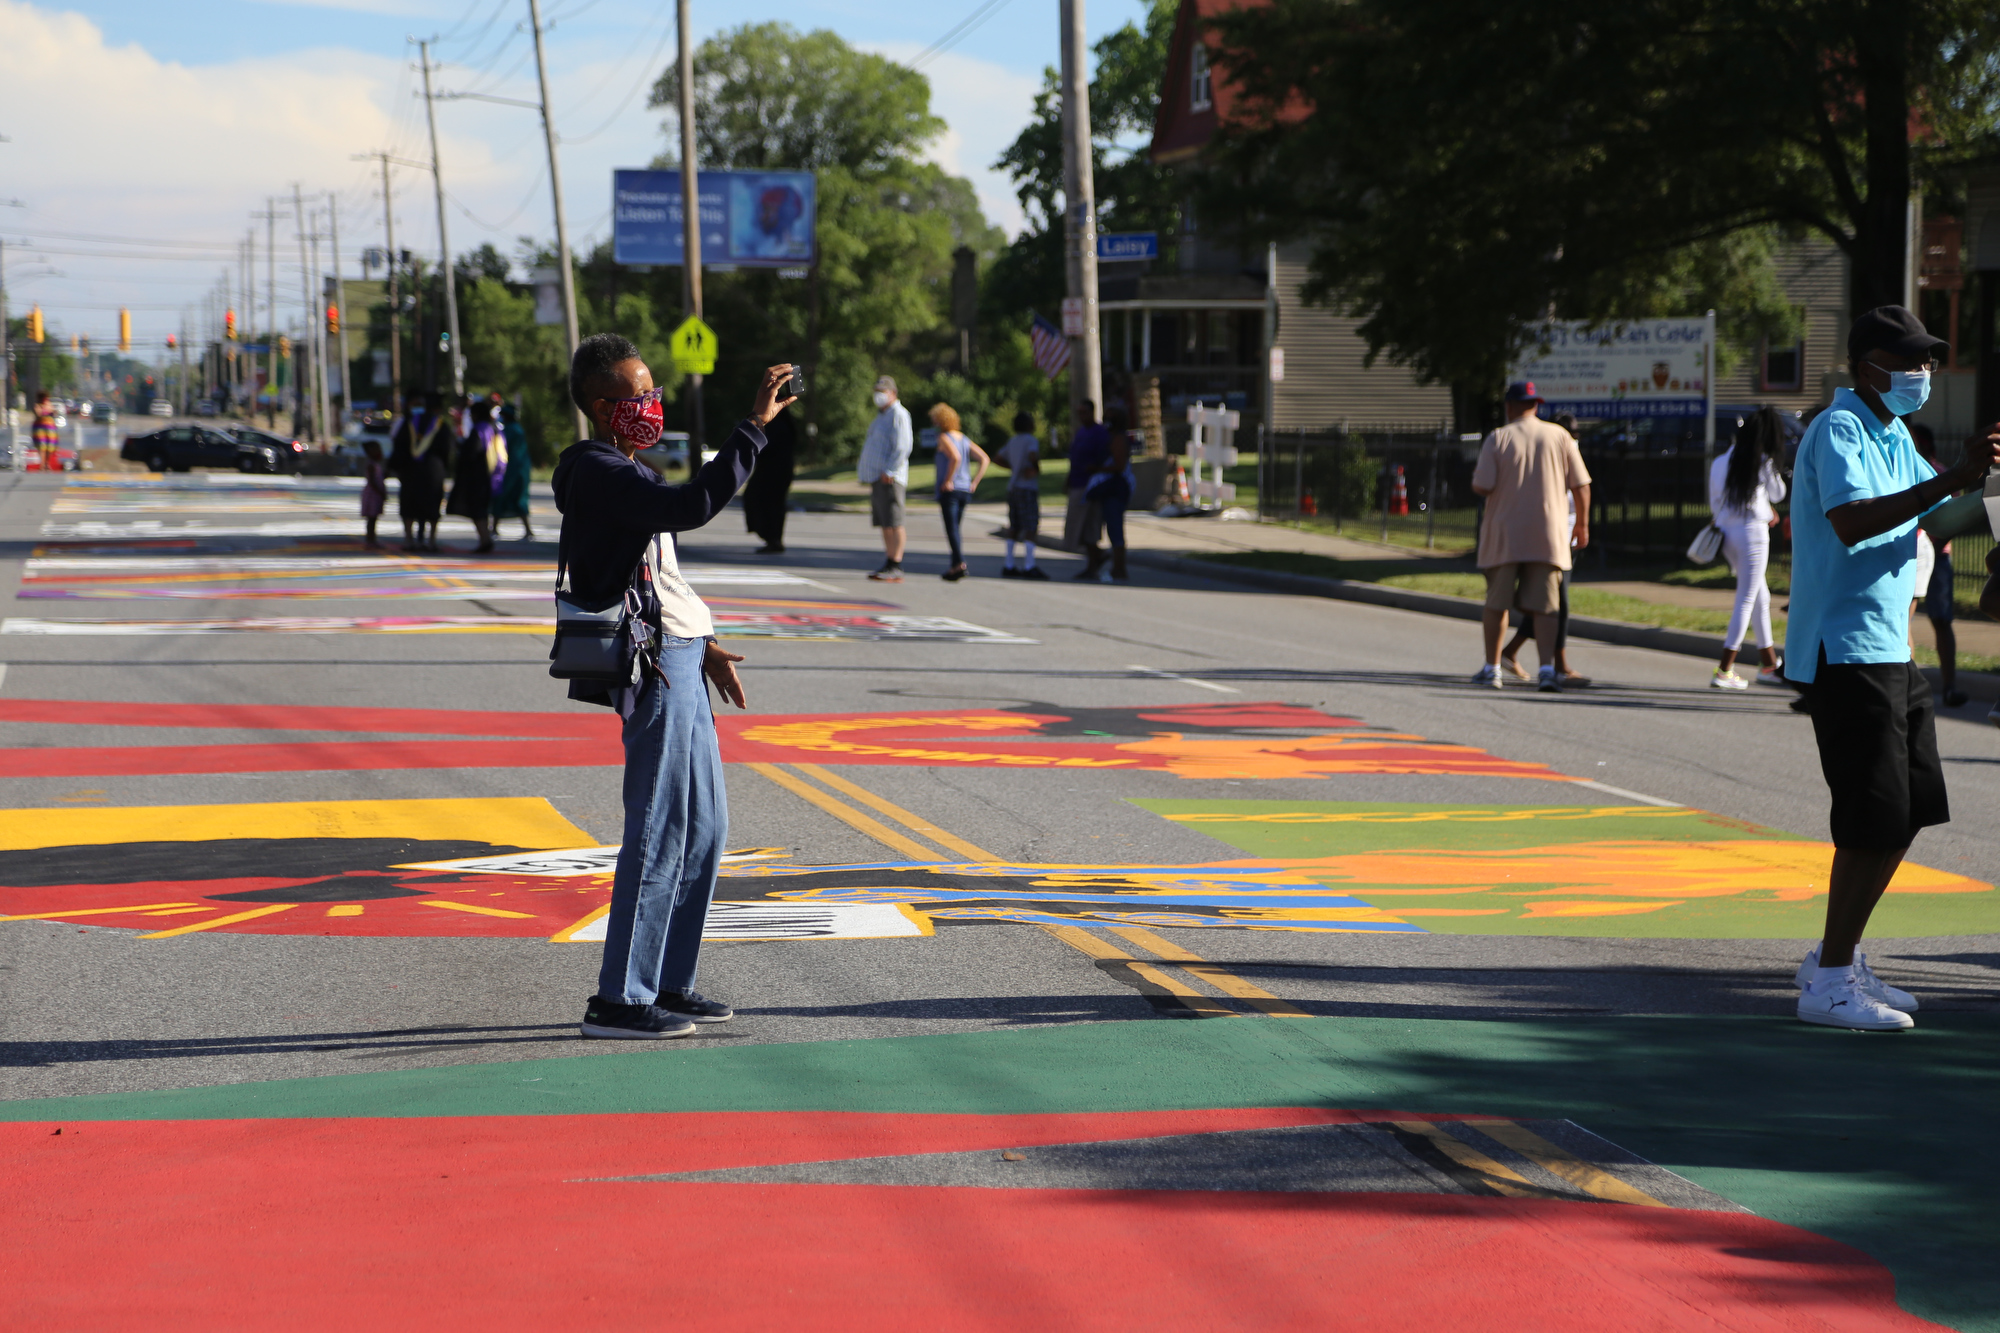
[1878,368,1931,416]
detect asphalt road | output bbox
[2,466,1997,1104]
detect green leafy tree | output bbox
[1206,0,2000,398]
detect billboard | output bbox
[612,169,816,268]
[1511,318,1711,419]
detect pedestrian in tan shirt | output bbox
[1471,381,1592,692]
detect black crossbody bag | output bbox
[548,546,646,687]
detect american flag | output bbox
[1029,314,1071,380]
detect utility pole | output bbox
[256,200,282,427]
[355,152,409,415]
[329,191,351,427]
[417,39,465,399]
[675,0,704,464]
[1059,0,1102,421]
[308,208,333,446]
[292,184,318,441]
[526,0,584,438]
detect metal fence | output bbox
[1258,428,1995,609]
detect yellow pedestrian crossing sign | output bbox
[670,316,718,375]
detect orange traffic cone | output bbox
[1391,464,1409,516]
[1300,492,1317,517]
[1173,459,1192,507]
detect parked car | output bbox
[635,430,692,476]
[122,425,305,474]
[147,399,173,417]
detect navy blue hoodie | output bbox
[549,420,767,608]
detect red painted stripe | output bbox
[0,1110,1939,1331]
[0,737,620,778]
[0,698,611,739]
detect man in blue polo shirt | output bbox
[1787,305,2000,1031]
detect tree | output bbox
[1206,0,2000,393]
[637,21,1005,458]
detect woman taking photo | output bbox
[1708,406,1789,689]
[931,402,988,581]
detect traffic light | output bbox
[326,304,340,336]
[119,308,131,353]
[278,335,291,358]
[225,309,236,341]
[166,334,177,351]
[79,335,90,354]
[439,329,451,353]
[70,335,80,353]
[28,307,43,343]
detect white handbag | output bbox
[1686,523,1723,564]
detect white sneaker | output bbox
[1755,668,1787,687]
[1472,664,1502,688]
[1794,947,1918,1012]
[1710,670,1749,690]
[1797,968,1914,1030]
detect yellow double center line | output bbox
[745,761,1307,1019]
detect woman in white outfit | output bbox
[1708,406,1789,689]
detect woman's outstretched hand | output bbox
[750,365,799,427]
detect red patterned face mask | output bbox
[608,387,665,448]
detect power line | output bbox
[910,0,1018,70]
[4,229,238,250]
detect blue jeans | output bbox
[938,489,970,565]
[596,635,727,1005]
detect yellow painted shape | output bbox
[1109,926,1311,1017]
[0,798,594,854]
[551,904,610,943]
[1463,1120,1666,1207]
[420,900,537,919]
[746,763,939,861]
[1166,807,1691,826]
[1038,924,1235,1017]
[790,762,1001,862]
[1521,901,1684,919]
[1112,733,1549,781]
[140,904,296,938]
[895,903,937,936]
[326,905,364,917]
[1389,1121,1555,1200]
[1283,840,1990,903]
[2,901,197,921]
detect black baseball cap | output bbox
[1848,306,1948,362]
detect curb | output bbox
[1126,548,2000,704]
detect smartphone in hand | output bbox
[787,366,806,398]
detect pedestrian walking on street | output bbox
[1502,413,1588,686]
[858,375,913,581]
[1708,406,1790,690]
[997,411,1047,578]
[1908,424,1968,708]
[1086,408,1136,583]
[447,397,502,553]
[1786,305,2000,1031]
[931,402,988,581]
[1471,381,1591,692]
[743,403,796,553]
[390,391,454,553]
[491,396,536,542]
[1064,400,1111,579]
[551,332,795,1040]
[359,438,388,550]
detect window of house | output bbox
[1760,333,1804,393]
[1190,44,1213,112]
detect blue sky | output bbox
[0,0,1154,354]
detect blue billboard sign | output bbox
[612,169,816,268]
[1097,231,1158,261]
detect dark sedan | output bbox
[122,425,306,474]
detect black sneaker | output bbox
[580,996,695,1040]
[1020,567,1049,580]
[1000,566,1021,578]
[653,990,734,1023]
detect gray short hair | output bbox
[875,375,897,395]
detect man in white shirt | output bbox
[856,375,914,581]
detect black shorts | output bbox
[1807,656,1948,850]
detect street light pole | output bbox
[677,0,704,465]
[329,191,352,429]
[526,0,584,439]
[417,38,465,400]
[1059,0,1102,423]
